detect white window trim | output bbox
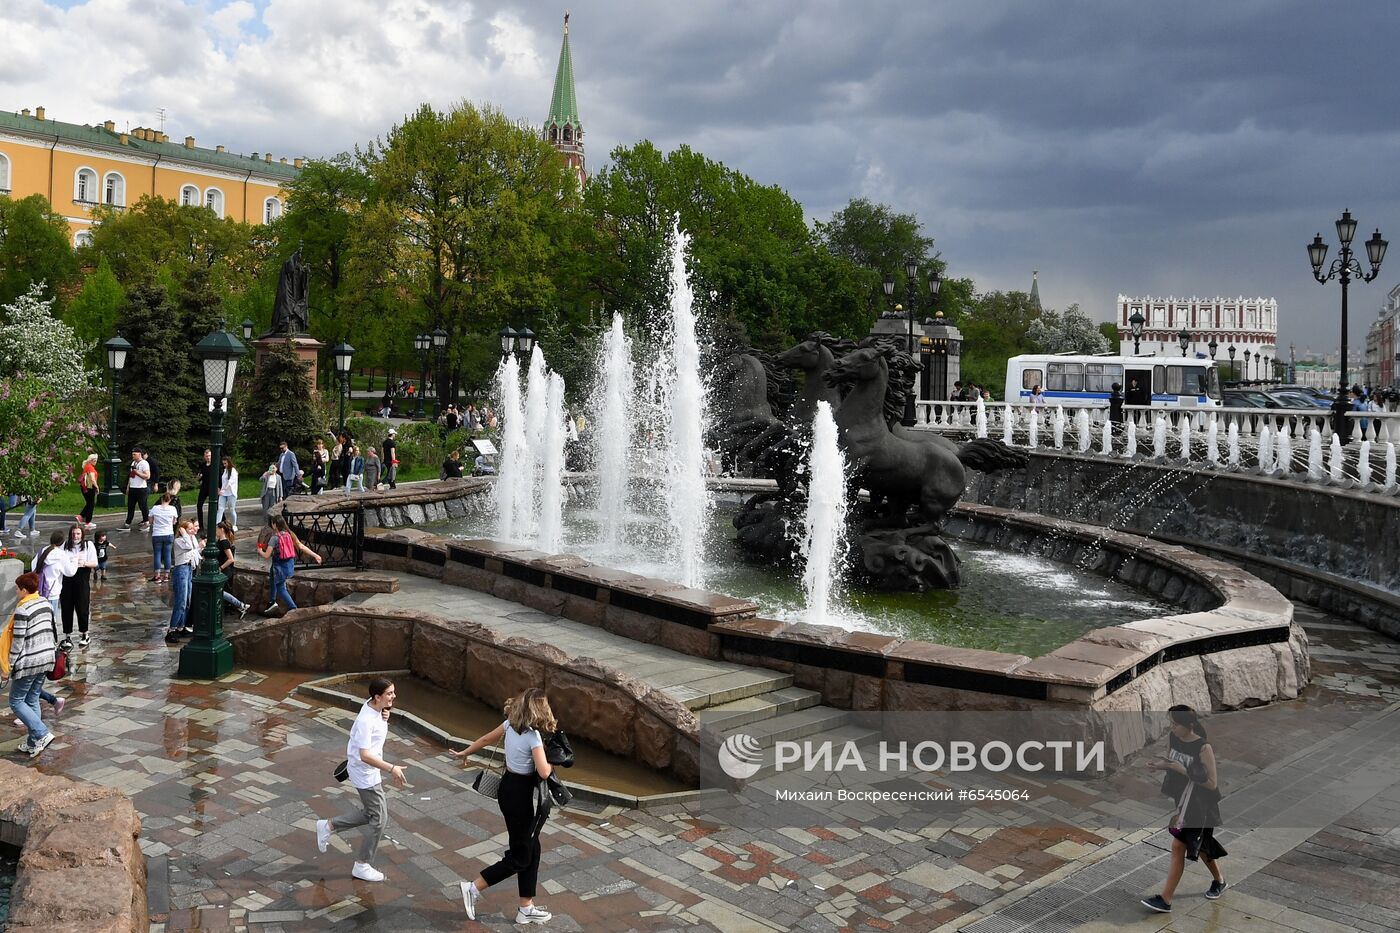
[102,170,126,207]
[205,186,225,219]
[263,196,282,223]
[74,166,99,203]
[0,151,10,192]
[180,184,199,207]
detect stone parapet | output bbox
[224,559,397,615]
[278,478,489,529]
[0,760,146,932]
[227,604,704,787]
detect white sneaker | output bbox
[316,819,331,853]
[516,904,552,924]
[461,880,480,919]
[351,862,384,882]
[28,733,54,757]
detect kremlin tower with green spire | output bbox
[544,12,585,187]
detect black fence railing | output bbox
[286,506,364,569]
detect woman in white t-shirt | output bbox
[148,493,179,584]
[216,457,239,531]
[452,688,557,925]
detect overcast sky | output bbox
[7,0,1400,351]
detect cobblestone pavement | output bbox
[13,545,1400,932]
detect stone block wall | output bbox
[229,605,704,787]
[0,760,146,932]
[224,560,398,614]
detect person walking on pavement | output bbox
[57,523,97,651]
[124,448,151,529]
[276,441,300,502]
[216,457,239,531]
[452,688,557,925]
[257,515,322,615]
[381,429,398,489]
[195,449,214,531]
[1142,705,1227,913]
[314,677,407,882]
[78,454,100,526]
[6,571,59,758]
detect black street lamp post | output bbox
[1244,349,1252,381]
[332,342,354,433]
[413,332,430,420]
[1310,210,1388,440]
[432,327,448,419]
[1208,338,1218,361]
[98,336,131,508]
[1227,344,1236,382]
[1178,328,1191,357]
[1129,310,1145,356]
[178,322,247,680]
[517,326,536,358]
[894,259,938,427]
[499,326,517,356]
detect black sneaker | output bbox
[163,631,181,644]
[1141,895,1171,913]
[58,638,73,652]
[78,634,90,649]
[1206,880,1227,900]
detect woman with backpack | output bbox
[257,516,322,615]
[57,523,97,651]
[6,571,59,757]
[1142,705,1227,913]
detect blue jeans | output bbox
[152,535,173,572]
[270,556,297,609]
[18,502,37,534]
[216,494,238,530]
[169,562,193,630]
[221,590,247,610]
[10,673,49,745]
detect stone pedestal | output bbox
[254,335,326,392]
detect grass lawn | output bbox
[37,463,444,517]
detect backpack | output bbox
[276,531,297,560]
[35,546,54,597]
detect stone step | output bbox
[665,669,796,710]
[721,705,854,748]
[696,687,823,731]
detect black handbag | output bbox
[545,730,574,768]
[545,773,572,807]
[333,759,349,782]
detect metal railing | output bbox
[285,505,364,569]
[914,399,1400,493]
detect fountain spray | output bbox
[536,373,568,554]
[662,224,710,587]
[591,313,634,554]
[1328,434,1344,484]
[802,402,847,624]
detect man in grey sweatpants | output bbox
[315,677,407,882]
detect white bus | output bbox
[1004,354,1223,409]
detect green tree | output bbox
[279,155,374,351]
[240,340,326,466]
[957,290,1042,393]
[1098,320,1120,350]
[172,266,228,479]
[817,197,940,311]
[65,255,126,352]
[354,101,582,404]
[0,194,76,308]
[112,281,193,483]
[0,283,96,397]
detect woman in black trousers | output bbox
[452,688,556,925]
[58,523,98,650]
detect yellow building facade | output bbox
[0,106,301,244]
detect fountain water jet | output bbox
[1028,409,1040,449]
[1152,416,1167,460]
[537,373,568,553]
[1206,416,1220,466]
[492,354,526,542]
[1053,406,1065,449]
[591,313,634,554]
[1329,434,1345,484]
[1275,423,1292,477]
[1002,405,1014,445]
[801,401,847,624]
[1359,439,1373,487]
[1228,422,1240,467]
[1100,419,1112,455]
[1386,443,1397,491]
[1075,409,1091,453]
[1126,418,1138,458]
[1178,416,1192,462]
[1258,423,1274,474]
[975,397,988,438]
[661,225,710,588]
[1308,427,1324,480]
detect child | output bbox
[93,529,114,583]
[215,521,251,620]
[165,517,200,643]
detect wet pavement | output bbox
[12,543,1400,932]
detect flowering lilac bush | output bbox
[0,285,102,500]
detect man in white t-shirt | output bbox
[315,677,407,882]
[123,448,152,530]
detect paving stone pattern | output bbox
[9,540,1400,932]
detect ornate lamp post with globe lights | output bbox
[1129,310,1145,356]
[1178,328,1191,358]
[98,335,132,508]
[413,332,430,420]
[331,342,355,434]
[178,322,247,680]
[1310,210,1388,440]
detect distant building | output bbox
[543,13,585,188]
[1115,295,1277,367]
[0,106,299,244]
[1363,282,1400,390]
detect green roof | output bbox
[0,110,300,180]
[546,14,580,130]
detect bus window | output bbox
[1152,365,1165,395]
[1047,362,1083,391]
[1085,363,1123,393]
[1022,368,1043,390]
[1167,366,1210,396]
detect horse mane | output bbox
[751,349,793,412]
[857,337,921,426]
